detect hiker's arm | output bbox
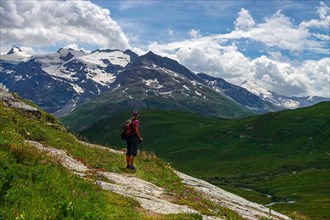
[135,126,143,142]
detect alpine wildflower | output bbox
[96,180,102,186]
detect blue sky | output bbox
[1,0,329,97]
[97,1,327,49]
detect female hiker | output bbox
[126,110,143,170]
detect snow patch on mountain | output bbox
[57,48,86,57]
[240,81,282,106]
[159,91,172,97]
[35,51,117,90]
[143,78,164,89]
[195,91,202,96]
[71,83,85,94]
[183,85,190,90]
[112,84,121,91]
[278,98,300,109]
[240,81,300,109]
[240,81,272,99]
[78,50,130,67]
[144,64,185,83]
[90,69,116,86]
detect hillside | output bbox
[80,102,330,219]
[0,89,292,219]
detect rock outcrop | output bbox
[0,87,41,118]
[175,171,291,220]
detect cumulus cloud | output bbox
[300,2,330,29]
[298,58,330,96]
[234,8,255,31]
[225,9,314,53]
[0,0,130,53]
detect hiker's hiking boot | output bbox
[128,165,136,170]
[126,164,136,170]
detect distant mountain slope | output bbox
[240,81,330,109]
[80,102,330,219]
[198,73,283,113]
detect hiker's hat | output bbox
[132,110,139,116]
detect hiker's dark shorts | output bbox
[126,136,138,156]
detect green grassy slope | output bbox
[0,100,244,219]
[80,102,330,219]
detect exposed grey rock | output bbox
[46,122,65,131]
[0,88,41,118]
[175,171,291,220]
[26,140,89,172]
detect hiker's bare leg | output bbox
[129,156,135,166]
[126,156,130,166]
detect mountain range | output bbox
[1,46,328,120]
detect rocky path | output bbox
[26,140,291,220]
[175,172,291,220]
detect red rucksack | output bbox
[120,118,136,140]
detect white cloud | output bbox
[251,56,306,95]
[119,1,155,11]
[234,8,255,31]
[224,9,313,53]
[300,2,330,29]
[298,58,330,96]
[20,46,34,55]
[63,43,90,53]
[312,33,330,41]
[188,29,201,38]
[0,0,130,53]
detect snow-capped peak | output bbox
[57,48,85,58]
[1,46,32,62]
[7,46,24,54]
